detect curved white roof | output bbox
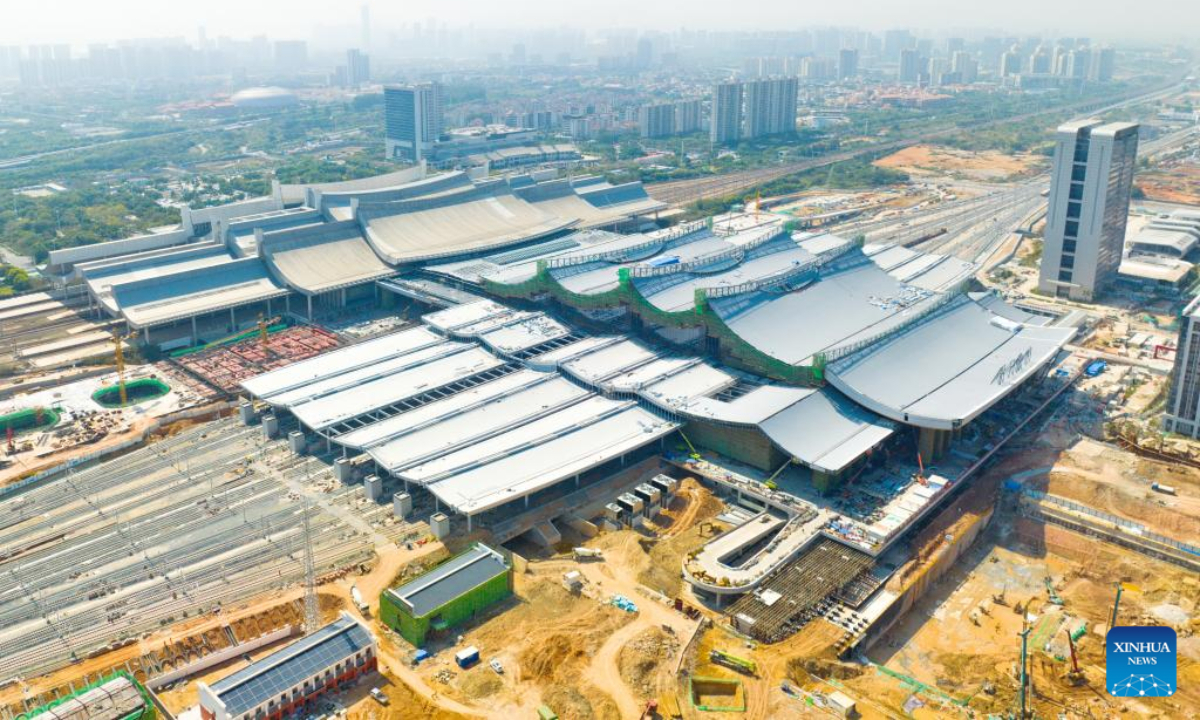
[359,185,576,264]
[260,221,393,295]
[827,295,1076,429]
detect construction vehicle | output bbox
[993,584,1008,606]
[1044,576,1064,606]
[710,649,757,675]
[639,699,658,720]
[1065,632,1086,685]
[350,585,369,614]
[573,547,604,560]
[1151,482,1177,496]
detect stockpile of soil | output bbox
[618,627,679,697]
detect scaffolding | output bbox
[727,538,873,643]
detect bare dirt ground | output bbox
[1136,163,1200,205]
[844,479,1200,720]
[874,144,1047,181]
[1030,437,1200,543]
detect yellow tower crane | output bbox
[111,330,137,406]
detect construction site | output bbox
[1,141,1197,720]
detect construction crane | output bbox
[1110,581,1139,628]
[111,330,138,407]
[1017,625,1031,720]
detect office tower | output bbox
[1029,45,1052,74]
[639,103,676,138]
[1038,120,1140,301]
[1164,297,1200,438]
[946,37,965,55]
[883,29,912,61]
[838,48,859,80]
[710,81,743,145]
[274,41,307,70]
[1001,47,1022,78]
[951,51,977,83]
[743,77,798,138]
[899,48,921,83]
[384,82,444,162]
[635,38,653,69]
[1091,47,1116,81]
[674,100,702,134]
[1066,49,1091,79]
[346,48,370,86]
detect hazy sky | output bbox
[5,0,1197,47]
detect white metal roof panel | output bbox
[419,405,677,514]
[397,395,630,484]
[335,369,551,450]
[369,377,590,470]
[827,297,1075,428]
[292,346,503,431]
[268,339,461,409]
[759,389,895,473]
[242,326,439,400]
[561,339,657,384]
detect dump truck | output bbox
[573,547,604,560]
[1152,482,1177,496]
[710,649,757,675]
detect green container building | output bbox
[379,543,512,647]
[16,671,156,720]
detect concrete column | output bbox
[524,495,530,508]
[307,295,313,321]
[341,288,347,307]
[191,316,198,344]
[230,307,235,330]
[467,514,472,532]
[143,326,150,343]
[918,427,952,463]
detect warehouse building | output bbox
[379,543,512,646]
[197,613,375,720]
[15,672,155,720]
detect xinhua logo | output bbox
[1107,626,1176,697]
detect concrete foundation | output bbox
[430,512,451,539]
[261,414,279,439]
[393,492,412,518]
[363,475,382,502]
[288,431,306,454]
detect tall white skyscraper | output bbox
[1038,119,1139,301]
[384,82,444,162]
[1165,297,1200,438]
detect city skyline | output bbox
[4,1,1198,48]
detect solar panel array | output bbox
[212,618,373,716]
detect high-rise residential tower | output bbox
[1038,119,1139,301]
[743,77,798,138]
[384,82,444,162]
[710,81,743,145]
